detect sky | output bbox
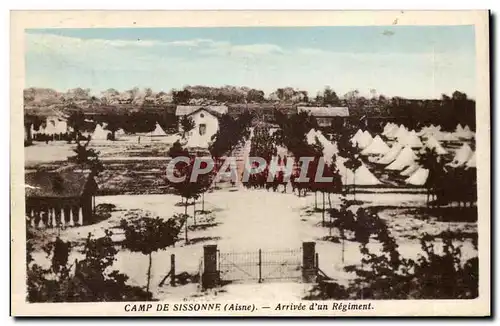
[25,25,476,99]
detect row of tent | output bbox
[31,118,68,136]
[383,122,475,141]
[91,122,169,140]
[33,120,169,140]
[306,129,382,186]
[351,129,448,156]
[306,126,477,187]
[373,141,476,186]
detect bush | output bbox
[315,209,478,300]
[26,231,152,302]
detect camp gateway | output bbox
[124,302,373,313]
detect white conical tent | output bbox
[316,130,338,159]
[361,135,390,155]
[316,130,331,148]
[306,129,318,145]
[450,143,473,166]
[337,157,382,185]
[442,132,460,141]
[466,152,476,168]
[357,131,373,149]
[457,125,475,139]
[151,123,167,136]
[455,124,464,134]
[382,123,392,135]
[419,124,442,137]
[92,124,109,140]
[377,143,403,164]
[116,128,126,136]
[400,163,420,176]
[386,146,417,170]
[400,130,423,147]
[383,123,397,136]
[350,129,364,145]
[385,124,399,138]
[405,168,429,186]
[416,125,430,136]
[425,135,447,155]
[395,125,409,141]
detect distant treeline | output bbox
[24,86,476,132]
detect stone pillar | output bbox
[69,206,75,227]
[40,211,46,229]
[78,206,83,226]
[34,210,40,228]
[60,207,65,227]
[30,210,35,228]
[302,241,316,283]
[52,208,58,227]
[47,208,53,227]
[202,244,219,289]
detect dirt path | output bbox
[213,189,311,251]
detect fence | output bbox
[202,242,317,288]
[218,248,302,283]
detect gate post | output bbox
[302,242,316,282]
[202,244,219,289]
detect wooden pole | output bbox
[193,199,196,225]
[170,254,176,287]
[322,192,325,226]
[258,249,262,283]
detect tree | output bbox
[417,147,444,205]
[120,216,180,293]
[67,111,87,141]
[24,114,44,146]
[274,111,318,159]
[246,89,265,103]
[452,90,468,101]
[301,90,309,103]
[103,115,122,141]
[337,130,362,200]
[167,140,190,159]
[68,138,104,175]
[197,164,214,214]
[323,86,340,106]
[330,198,356,264]
[344,146,362,201]
[26,230,152,302]
[209,112,253,170]
[325,157,343,209]
[179,116,195,139]
[172,89,192,104]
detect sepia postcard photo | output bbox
[10,10,490,317]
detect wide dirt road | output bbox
[210,189,314,251]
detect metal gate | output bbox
[218,248,302,283]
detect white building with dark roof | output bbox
[297,106,350,127]
[175,105,228,148]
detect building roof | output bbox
[175,105,228,117]
[297,106,350,117]
[25,168,97,198]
